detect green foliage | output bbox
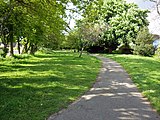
[103,0,148,46]
[0,47,8,58]
[0,0,81,56]
[0,51,101,120]
[133,27,154,56]
[79,0,149,53]
[64,29,81,50]
[155,46,160,58]
[103,54,160,113]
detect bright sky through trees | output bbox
[126,0,159,35]
[126,0,154,9]
[68,0,160,35]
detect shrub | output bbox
[133,27,155,56]
[155,46,160,58]
[0,47,8,58]
[134,44,154,56]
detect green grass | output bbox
[103,54,160,113]
[0,51,101,120]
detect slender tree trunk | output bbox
[30,43,34,55]
[2,29,8,57]
[2,42,8,58]
[9,24,14,56]
[22,39,29,53]
[108,48,112,53]
[30,43,37,55]
[78,41,89,57]
[10,40,14,56]
[79,47,84,57]
[17,38,21,54]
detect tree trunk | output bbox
[9,24,14,56]
[1,28,8,58]
[22,40,29,53]
[30,43,37,55]
[108,48,112,53]
[10,40,14,56]
[79,47,84,57]
[30,43,34,55]
[17,38,21,54]
[2,43,8,58]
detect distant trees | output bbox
[0,0,155,57]
[65,29,81,51]
[68,0,149,54]
[65,20,105,57]
[0,0,83,57]
[0,0,61,56]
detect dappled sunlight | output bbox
[82,93,115,100]
[0,52,101,120]
[0,70,65,79]
[111,81,136,88]
[103,54,160,113]
[108,69,124,72]
[81,82,145,101]
[54,54,159,120]
[114,108,151,120]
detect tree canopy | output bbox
[66,0,149,54]
[0,0,151,57]
[0,0,89,56]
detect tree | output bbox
[79,0,149,53]
[155,46,160,58]
[64,29,81,51]
[0,0,72,56]
[133,27,155,56]
[103,0,148,53]
[76,19,106,57]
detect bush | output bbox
[0,47,8,58]
[155,46,160,58]
[133,44,154,56]
[133,27,154,56]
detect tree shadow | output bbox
[0,78,86,120]
[47,57,160,120]
[0,52,100,120]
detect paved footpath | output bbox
[48,55,160,120]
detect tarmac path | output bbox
[48,55,160,120]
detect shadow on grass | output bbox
[0,52,100,120]
[0,78,84,120]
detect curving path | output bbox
[48,54,160,120]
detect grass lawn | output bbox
[103,54,160,113]
[0,51,101,120]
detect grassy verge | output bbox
[103,54,160,113]
[0,51,101,120]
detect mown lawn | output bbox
[103,54,160,113]
[0,51,101,120]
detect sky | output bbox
[127,0,160,35]
[68,0,160,35]
[126,0,154,9]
